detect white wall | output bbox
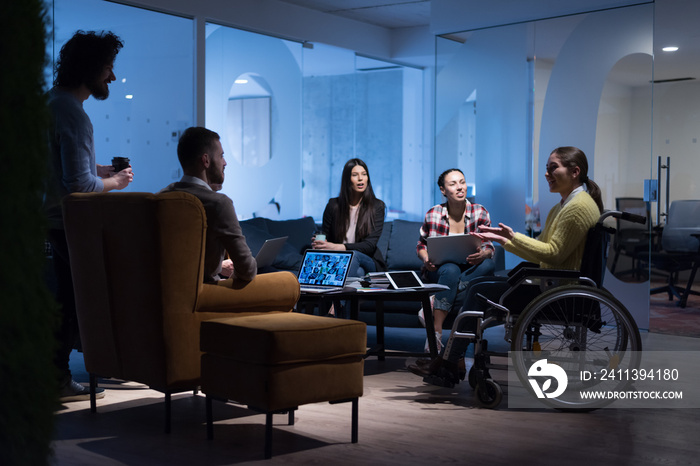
[651,81,700,204]
[595,82,635,210]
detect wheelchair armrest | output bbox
[506,267,582,287]
[506,261,540,277]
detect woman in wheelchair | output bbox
[409,146,604,386]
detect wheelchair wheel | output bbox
[510,285,641,410]
[475,379,503,409]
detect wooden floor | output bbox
[51,331,700,466]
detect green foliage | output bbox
[0,1,61,465]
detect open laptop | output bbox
[255,236,288,269]
[426,234,482,266]
[297,250,354,293]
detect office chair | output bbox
[641,200,700,308]
[610,197,650,279]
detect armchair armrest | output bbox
[197,271,300,314]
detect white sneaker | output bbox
[59,379,105,403]
[424,331,443,353]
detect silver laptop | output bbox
[426,234,482,266]
[297,250,354,293]
[255,236,288,269]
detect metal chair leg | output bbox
[206,396,213,440]
[89,373,97,413]
[265,413,273,459]
[164,392,171,434]
[351,398,358,443]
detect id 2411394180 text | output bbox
[581,368,679,382]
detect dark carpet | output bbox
[649,288,700,338]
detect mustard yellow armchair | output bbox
[62,192,300,431]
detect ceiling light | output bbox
[125,95,133,99]
[235,79,248,84]
[662,46,679,52]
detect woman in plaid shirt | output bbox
[417,168,496,351]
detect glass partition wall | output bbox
[206,26,426,221]
[46,0,195,194]
[205,24,303,219]
[47,0,426,223]
[436,4,655,329]
[300,45,426,221]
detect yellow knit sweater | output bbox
[504,191,600,271]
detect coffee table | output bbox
[297,284,448,360]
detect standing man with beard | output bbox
[45,30,134,402]
[161,127,257,283]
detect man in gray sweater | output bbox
[45,30,134,402]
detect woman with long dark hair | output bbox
[312,158,386,276]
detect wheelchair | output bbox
[440,210,645,410]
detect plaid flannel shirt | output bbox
[416,202,495,255]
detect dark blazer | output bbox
[161,181,257,283]
[322,197,387,271]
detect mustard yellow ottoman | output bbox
[200,312,367,458]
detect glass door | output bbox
[435,3,654,329]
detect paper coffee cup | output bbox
[112,157,130,172]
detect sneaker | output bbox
[424,331,443,353]
[407,357,461,389]
[59,379,105,403]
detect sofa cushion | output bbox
[239,221,272,256]
[200,313,367,364]
[264,217,317,254]
[376,222,391,261]
[239,220,304,271]
[386,219,423,271]
[240,216,269,233]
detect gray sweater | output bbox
[44,87,104,229]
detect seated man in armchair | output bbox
[161,126,256,283]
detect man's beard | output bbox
[207,166,224,186]
[88,79,109,100]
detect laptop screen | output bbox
[298,250,354,287]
